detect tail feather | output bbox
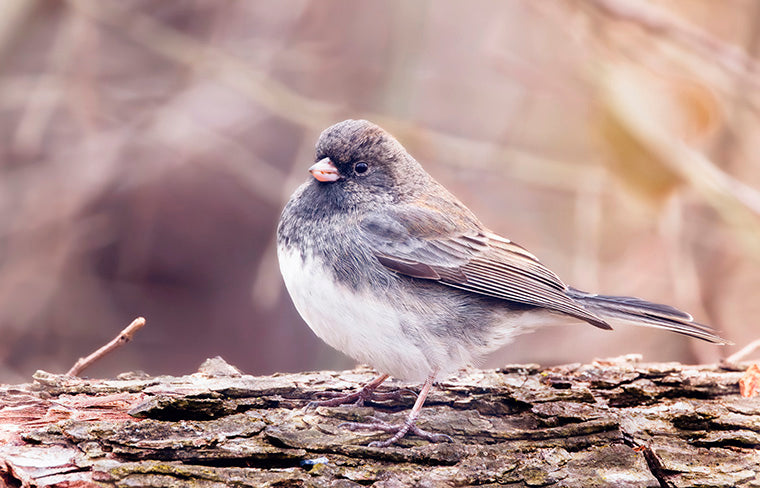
[567,288,729,345]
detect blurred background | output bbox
[1,0,759,383]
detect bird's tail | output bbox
[567,288,729,344]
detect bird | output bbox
[276,119,727,447]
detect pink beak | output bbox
[309,158,340,182]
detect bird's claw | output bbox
[340,416,452,447]
[305,387,413,410]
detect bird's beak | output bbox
[309,157,340,182]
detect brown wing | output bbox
[360,207,611,330]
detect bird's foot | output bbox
[340,415,452,447]
[306,387,415,410]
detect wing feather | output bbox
[361,207,611,329]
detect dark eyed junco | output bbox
[276,119,727,447]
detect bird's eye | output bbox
[354,162,369,174]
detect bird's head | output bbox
[308,119,429,207]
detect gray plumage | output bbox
[277,119,727,383]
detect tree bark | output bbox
[0,356,757,487]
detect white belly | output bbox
[277,246,439,381]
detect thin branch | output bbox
[583,0,760,87]
[66,317,146,377]
[725,337,760,364]
[66,0,337,130]
[66,0,592,194]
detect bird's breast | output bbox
[276,244,443,381]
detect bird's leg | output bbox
[307,373,404,409]
[340,372,452,447]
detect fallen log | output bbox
[0,355,757,487]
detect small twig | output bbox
[725,338,760,365]
[66,317,146,377]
